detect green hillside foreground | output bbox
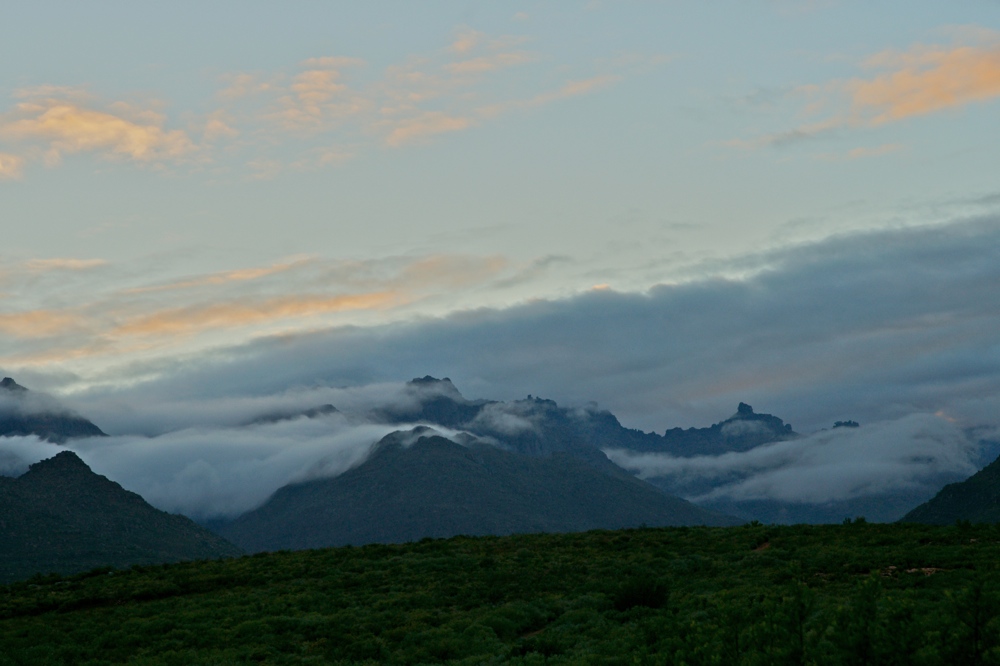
[3,523,1000,664]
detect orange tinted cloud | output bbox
[450,28,482,54]
[400,255,508,288]
[25,258,108,271]
[1,101,195,163]
[126,258,314,294]
[0,152,24,178]
[849,43,1000,123]
[384,112,473,147]
[0,310,83,338]
[478,75,620,118]
[114,292,400,337]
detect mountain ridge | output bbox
[217,429,738,552]
[0,450,241,584]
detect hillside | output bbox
[0,451,241,584]
[2,523,998,664]
[0,377,106,443]
[217,430,735,552]
[902,453,1000,524]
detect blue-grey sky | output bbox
[3,1,1000,426]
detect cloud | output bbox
[605,414,980,504]
[0,420,395,520]
[0,381,481,520]
[23,258,108,272]
[217,73,273,100]
[2,27,631,178]
[446,51,535,75]
[202,111,239,141]
[0,100,196,164]
[203,27,626,169]
[737,31,1000,148]
[0,152,24,178]
[477,75,620,118]
[125,257,314,294]
[0,252,513,374]
[0,310,85,338]
[850,42,1000,123]
[450,28,483,54]
[470,402,538,435]
[815,143,904,162]
[384,112,473,146]
[111,292,400,338]
[49,216,1000,442]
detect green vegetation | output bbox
[4,522,1000,664]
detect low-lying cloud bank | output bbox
[606,414,989,505]
[0,417,472,521]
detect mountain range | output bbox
[3,374,999,582]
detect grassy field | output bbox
[3,521,1000,664]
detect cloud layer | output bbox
[0,26,642,180]
[55,216,1000,436]
[605,414,983,505]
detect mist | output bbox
[605,414,986,505]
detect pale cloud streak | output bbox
[737,29,1000,149]
[851,41,1000,123]
[0,252,515,376]
[24,258,109,272]
[384,112,473,147]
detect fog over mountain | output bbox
[2,218,999,524]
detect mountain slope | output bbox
[0,451,241,583]
[0,377,106,443]
[218,431,737,552]
[901,454,1000,524]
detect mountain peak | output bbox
[407,376,465,401]
[1,377,27,393]
[27,450,90,474]
[409,375,455,388]
[736,402,754,416]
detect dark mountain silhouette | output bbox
[0,377,106,443]
[374,377,796,460]
[901,453,1000,524]
[217,429,737,552]
[0,451,241,583]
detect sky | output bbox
[3,2,1000,458]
